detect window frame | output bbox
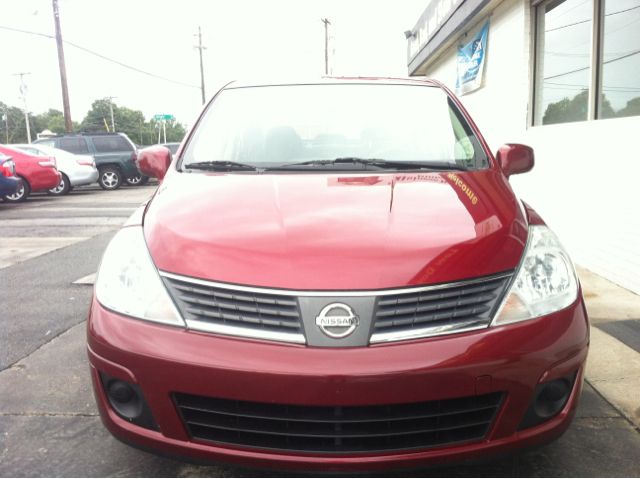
[59,137,90,154]
[529,0,627,126]
[92,136,134,153]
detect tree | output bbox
[0,101,41,144]
[48,115,67,134]
[79,99,113,133]
[150,118,187,144]
[0,98,187,145]
[78,98,187,145]
[40,108,63,124]
[542,90,616,124]
[615,96,640,119]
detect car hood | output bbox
[144,170,528,290]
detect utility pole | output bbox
[14,72,32,143]
[52,0,73,133]
[3,107,8,144]
[107,96,117,132]
[193,26,206,105]
[321,18,331,75]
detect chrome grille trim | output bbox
[160,271,512,297]
[370,274,513,344]
[369,321,488,344]
[185,319,306,344]
[162,273,306,344]
[160,271,513,344]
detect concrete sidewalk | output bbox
[578,265,640,429]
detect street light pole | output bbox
[194,26,206,105]
[4,106,9,144]
[13,72,32,143]
[321,18,331,75]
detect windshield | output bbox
[182,84,488,171]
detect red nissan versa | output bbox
[87,78,589,472]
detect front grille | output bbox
[371,274,512,342]
[174,392,504,453]
[163,275,304,340]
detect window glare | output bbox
[599,0,640,119]
[184,85,488,169]
[534,0,593,126]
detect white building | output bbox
[407,0,640,294]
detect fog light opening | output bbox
[108,380,137,404]
[518,370,578,431]
[535,378,571,418]
[105,378,143,419]
[99,371,160,432]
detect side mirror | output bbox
[496,144,534,178]
[136,146,172,180]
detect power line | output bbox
[0,25,200,90]
[545,81,640,91]
[546,6,640,33]
[543,48,640,81]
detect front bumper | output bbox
[87,294,589,472]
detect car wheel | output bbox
[125,174,149,186]
[47,173,71,195]
[99,167,123,190]
[2,178,31,202]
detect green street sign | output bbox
[154,114,174,120]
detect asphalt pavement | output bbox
[0,184,639,477]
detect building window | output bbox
[599,0,640,119]
[533,0,640,126]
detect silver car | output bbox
[12,144,99,195]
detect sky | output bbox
[0,0,428,131]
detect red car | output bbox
[88,78,588,473]
[0,145,61,202]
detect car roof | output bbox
[225,76,441,90]
[35,132,126,139]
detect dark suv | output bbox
[33,132,148,190]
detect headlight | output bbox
[493,225,579,325]
[95,226,184,326]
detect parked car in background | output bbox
[33,132,147,190]
[12,144,99,195]
[0,145,61,202]
[158,142,180,155]
[0,151,22,199]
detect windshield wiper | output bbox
[267,158,468,171]
[184,161,260,171]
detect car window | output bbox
[37,140,56,148]
[59,138,89,154]
[183,84,488,170]
[166,144,179,154]
[92,137,134,153]
[19,147,47,157]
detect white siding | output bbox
[421,0,640,294]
